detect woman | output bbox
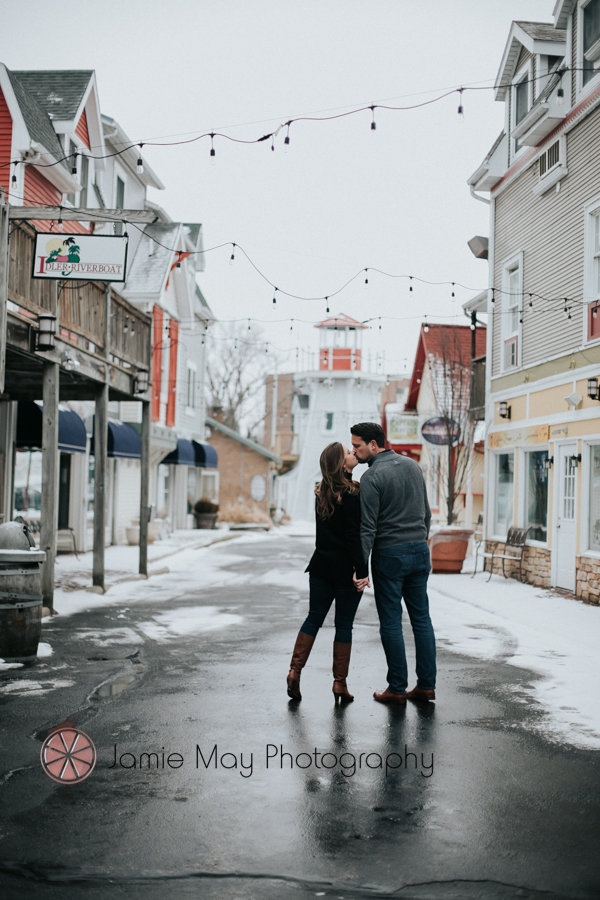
[286,442,370,703]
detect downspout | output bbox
[483,196,496,547]
[470,185,491,205]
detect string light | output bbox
[491,288,495,304]
[71,153,78,176]
[424,316,429,333]
[325,296,330,314]
[176,252,181,269]
[290,319,294,331]
[210,133,216,165]
[409,276,413,292]
[593,305,598,319]
[458,88,464,117]
[364,269,369,285]
[370,106,376,130]
[283,122,291,152]
[451,282,455,298]
[273,288,278,305]
[57,209,63,231]
[529,294,533,308]
[137,144,144,174]
[10,162,17,189]
[229,243,235,265]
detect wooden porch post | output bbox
[93,382,108,589]
[40,361,59,611]
[139,399,150,576]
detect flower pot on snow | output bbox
[194,513,218,530]
[428,528,473,574]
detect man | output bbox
[351,422,436,704]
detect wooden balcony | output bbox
[7,222,150,396]
[275,432,299,471]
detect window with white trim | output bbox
[512,63,532,155]
[523,449,549,542]
[494,452,514,536]
[589,444,600,550]
[583,0,600,86]
[501,254,522,369]
[585,199,600,341]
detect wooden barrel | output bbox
[0,550,46,661]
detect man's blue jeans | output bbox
[371,541,436,694]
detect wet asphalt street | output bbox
[0,532,599,900]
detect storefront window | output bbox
[494,452,514,535]
[156,463,170,518]
[201,473,218,504]
[525,450,548,542]
[13,450,42,516]
[187,468,197,514]
[589,445,600,551]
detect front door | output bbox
[555,443,577,592]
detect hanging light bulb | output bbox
[491,288,495,304]
[230,243,235,265]
[57,210,64,231]
[593,305,599,319]
[557,86,564,106]
[409,276,413,292]
[248,319,251,331]
[325,296,330,314]
[379,318,382,331]
[273,288,277,305]
[10,163,17,190]
[209,133,216,165]
[137,144,144,174]
[529,294,533,308]
[283,121,291,152]
[370,106,376,130]
[176,252,181,269]
[71,152,78,176]
[451,282,455,298]
[458,88,464,117]
[424,317,429,333]
[290,319,294,332]
[364,269,369,285]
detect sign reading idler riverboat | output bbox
[33,234,128,282]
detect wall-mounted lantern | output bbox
[498,400,511,419]
[135,370,149,394]
[588,376,600,401]
[570,453,582,467]
[36,314,57,351]
[544,456,554,471]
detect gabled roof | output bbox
[206,416,282,464]
[406,324,486,411]
[184,223,202,246]
[514,21,565,42]
[13,70,93,121]
[8,70,68,169]
[553,0,576,30]
[495,21,566,101]
[314,313,368,329]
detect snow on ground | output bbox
[0,678,74,695]
[137,606,242,641]
[429,571,600,750]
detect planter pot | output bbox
[194,513,218,530]
[429,528,473,574]
[126,524,159,545]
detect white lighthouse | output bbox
[277,314,383,522]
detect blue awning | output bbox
[107,421,141,459]
[161,438,196,466]
[193,440,218,469]
[16,401,86,454]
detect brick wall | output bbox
[207,429,272,512]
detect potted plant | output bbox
[194,498,219,530]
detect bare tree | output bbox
[206,322,274,437]
[430,329,477,526]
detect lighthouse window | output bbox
[325,412,334,431]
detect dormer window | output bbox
[515,76,530,124]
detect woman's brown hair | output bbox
[315,442,359,519]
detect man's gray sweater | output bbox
[359,449,431,560]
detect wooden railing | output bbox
[110,291,150,369]
[8,221,150,370]
[275,432,299,458]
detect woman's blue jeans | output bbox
[300,575,363,643]
[371,541,436,694]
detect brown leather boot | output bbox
[405,686,436,701]
[373,688,407,704]
[287,631,316,700]
[332,642,354,702]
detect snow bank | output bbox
[430,572,600,749]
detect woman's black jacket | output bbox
[306,486,368,581]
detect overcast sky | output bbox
[2,0,555,376]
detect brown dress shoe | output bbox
[405,686,436,701]
[373,688,407,704]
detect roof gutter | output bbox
[470,185,490,205]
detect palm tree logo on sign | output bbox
[44,237,81,276]
[40,725,96,784]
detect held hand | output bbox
[353,574,370,592]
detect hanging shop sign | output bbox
[420,416,460,445]
[386,413,421,444]
[32,234,128,282]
